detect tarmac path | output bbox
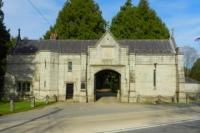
[0,102,200,133]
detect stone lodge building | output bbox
[4,31,187,103]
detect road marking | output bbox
[101,117,200,133]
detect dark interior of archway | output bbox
[95,70,120,100]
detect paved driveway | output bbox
[0,102,200,133]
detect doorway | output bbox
[66,83,74,99]
[94,70,121,101]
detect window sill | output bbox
[81,89,86,92]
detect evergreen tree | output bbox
[124,0,132,7]
[111,0,139,39]
[44,0,106,39]
[190,58,200,82]
[0,0,10,99]
[137,0,169,39]
[111,0,170,39]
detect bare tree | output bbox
[180,46,199,69]
[195,37,200,42]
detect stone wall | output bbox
[5,51,183,103]
[4,54,36,96]
[184,83,200,93]
[57,54,83,101]
[135,55,176,96]
[33,52,59,99]
[175,50,186,102]
[5,52,182,103]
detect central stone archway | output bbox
[94,69,121,101]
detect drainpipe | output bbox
[175,49,180,103]
[57,54,59,100]
[86,52,89,103]
[128,55,131,103]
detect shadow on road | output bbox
[0,108,62,132]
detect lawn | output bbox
[0,101,54,116]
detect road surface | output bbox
[0,102,200,133]
[119,120,200,133]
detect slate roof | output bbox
[12,39,176,55]
[119,40,175,54]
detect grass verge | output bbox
[0,101,55,116]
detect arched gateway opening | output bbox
[94,70,121,101]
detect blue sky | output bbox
[2,0,200,51]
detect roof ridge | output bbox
[21,39,98,42]
[119,39,169,41]
[22,39,169,42]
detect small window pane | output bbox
[17,82,21,92]
[22,83,26,91]
[45,60,47,69]
[154,70,156,87]
[68,62,72,72]
[17,81,31,93]
[27,83,30,92]
[81,82,86,89]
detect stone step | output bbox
[96,97,119,103]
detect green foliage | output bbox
[190,58,200,81]
[107,73,119,93]
[124,0,132,7]
[0,0,10,61]
[44,0,106,39]
[0,0,10,100]
[184,67,191,77]
[111,0,170,39]
[111,0,138,39]
[44,26,55,39]
[95,71,120,93]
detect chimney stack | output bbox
[50,33,57,40]
[16,28,21,45]
[17,28,21,40]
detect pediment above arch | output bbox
[95,31,119,48]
